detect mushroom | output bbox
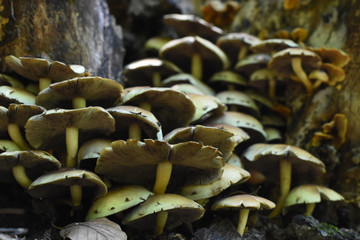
[242,143,326,217]
[268,48,322,93]
[0,150,61,188]
[77,138,112,171]
[35,76,124,109]
[7,103,45,150]
[25,107,115,167]
[28,168,107,207]
[144,36,172,57]
[95,139,224,194]
[234,53,271,77]
[249,68,282,100]
[0,73,25,89]
[201,1,241,30]
[122,193,205,236]
[208,70,248,91]
[86,185,154,221]
[159,36,230,81]
[0,140,20,153]
[170,83,208,95]
[283,184,344,216]
[5,55,86,91]
[123,58,182,87]
[211,194,275,236]
[250,38,300,55]
[0,86,36,107]
[107,105,163,140]
[306,47,350,68]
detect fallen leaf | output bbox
[60,218,127,240]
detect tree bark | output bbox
[0,0,124,81]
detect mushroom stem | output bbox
[152,72,162,87]
[269,159,292,218]
[140,102,152,112]
[153,161,173,194]
[291,57,313,93]
[39,77,52,92]
[66,127,79,167]
[191,53,203,81]
[268,73,276,100]
[309,69,329,90]
[237,208,250,236]
[7,123,31,150]
[304,202,316,216]
[12,165,32,188]
[73,97,87,109]
[154,211,168,236]
[129,123,142,140]
[237,46,248,61]
[70,184,82,207]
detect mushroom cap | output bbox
[159,36,230,79]
[179,163,250,201]
[0,140,20,153]
[163,14,223,41]
[0,86,36,107]
[28,168,107,200]
[35,77,124,109]
[234,53,271,76]
[268,48,322,78]
[306,47,350,68]
[284,184,344,207]
[320,63,346,86]
[264,127,283,143]
[95,139,224,188]
[208,70,248,91]
[170,84,207,95]
[86,185,154,221]
[0,73,25,89]
[122,193,205,230]
[242,143,326,182]
[211,194,276,211]
[250,38,300,53]
[164,124,241,161]
[120,86,195,133]
[161,73,215,96]
[244,89,275,111]
[7,103,45,126]
[77,138,112,171]
[187,93,227,124]
[107,105,163,140]
[123,58,182,87]
[25,107,115,150]
[5,55,85,82]
[0,150,61,181]
[215,90,261,118]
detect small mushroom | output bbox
[86,185,154,221]
[77,138,112,171]
[25,107,115,167]
[208,70,248,91]
[283,184,344,216]
[211,194,275,236]
[234,53,271,77]
[122,193,205,236]
[250,38,300,55]
[0,86,36,107]
[28,168,107,207]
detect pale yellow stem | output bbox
[129,123,141,140]
[153,161,173,194]
[66,127,79,167]
[70,184,82,207]
[8,123,31,150]
[73,97,86,109]
[140,102,151,112]
[191,53,202,81]
[39,77,52,92]
[237,208,250,236]
[152,72,162,87]
[291,57,313,93]
[154,211,168,236]
[304,203,316,216]
[237,46,248,61]
[12,165,32,188]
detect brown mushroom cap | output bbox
[250,38,300,54]
[163,14,223,41]
[0,86,36,107]
[35,77,124,109]
[25,107,115,150]
[122,193,205,231]
[7,104,45,127]
[306,47,350,68]
[123,58,182,87]
[120,86,195,134]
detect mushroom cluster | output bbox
[1,10,348,239]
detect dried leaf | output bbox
[60,218,127,240]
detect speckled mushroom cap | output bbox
[159,36,230,80]
[170,84,208,95]
[211,194,276,211]
[215,90,261,119]
[250,38,300,54]
[179,163,250,201]
[7,104,45,127]
[77,138,112,171]
[86,185,154,221]
[122,193,205,230]
[267,48,322,78]
[107,105,163,140]
[0,86,36,107]
[283,184,344,208]
[0,106,8,137]
[163,14,223,41]
[123,58,182,87]
[119,86,195,134]
[25,107,115,150]
[242,143,326,182]
[5,55,85,82]
[35,77,124,109]
[27,168,107,201]
[95,139,224,189]
[187,93,227,124]
[204,123,250,148]
[0,150,61,181]
[161,73,215,96]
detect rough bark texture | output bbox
[0,0,124,81]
